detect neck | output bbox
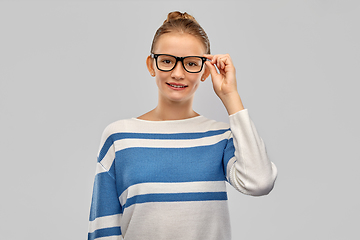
[152,97,198,121]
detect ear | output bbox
[146,55,155,77]
[201,64,210,82]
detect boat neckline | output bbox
[131,115,204,123]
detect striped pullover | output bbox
[88,109,277,240]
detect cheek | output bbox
[189,75,202,88]
[155,77,162,89]
[155,72,168,88]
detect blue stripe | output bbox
[98,129,230,161]
[115,140,228,196]
[124,192,228,209]
[107,160,116,180]
[89,172,122,221]
[223,138,235,177]
[88,227,121,240]
[111,129,229,140]
[98,136,113,162]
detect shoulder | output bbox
[100,116,231,140]
[198,116,230,131]
[100,118,136,141]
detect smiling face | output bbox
[147,33,210,105]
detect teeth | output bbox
[168,83,186,88]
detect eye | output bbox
[159,57,174,65]
[187,62,198,67]
[162,59,172,64]
[184,57,202,69]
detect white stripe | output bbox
[99,144,115,171]
[88,214,121,233]
[120,201,230,240]
[119,181,226,206]
[226,156,236,181]
[95,236,123,240]
[95,162,107,174]
[106,117,229,134]
[113,131,230,151]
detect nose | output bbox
[170,61,185,79]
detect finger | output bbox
[215,55,226,67]
[219,67,226,76]
[209,54,232,70]
[219,56,234,72]
[211,55,220,65]
[223,57,236,73]
[203,54,213,60]
[223,54,234,68]
[216,57,224,70]
[220,58,225,70]
[204,61,219,77]
[204,55,218,69]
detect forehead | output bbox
[153,33,206,56]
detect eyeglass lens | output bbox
[157,55,203,73]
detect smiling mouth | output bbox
[166,83,188,88]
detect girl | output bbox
[88,11,277,240]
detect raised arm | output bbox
[204,53,244,115]
[205,53,277,195]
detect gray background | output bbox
[1,0,359,239]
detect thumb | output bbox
[205,61,219,78]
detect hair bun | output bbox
[164,11,198,24]
[151,10,210,54]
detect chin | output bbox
[162,93,194,104]
[168,97,191,103]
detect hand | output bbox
[204,54,244,115]
[204,54,238,98]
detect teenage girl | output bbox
[88,11,277,240]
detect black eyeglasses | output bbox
[151,54,207,73]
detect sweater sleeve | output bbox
[224,109,277,196]
[88,127,123,240]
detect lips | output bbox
[166,82,188,89]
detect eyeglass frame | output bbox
[151,53,207,73]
